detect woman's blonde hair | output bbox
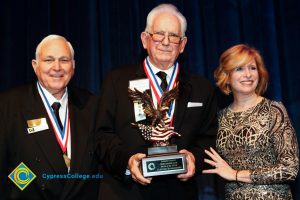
[214,44,269,95]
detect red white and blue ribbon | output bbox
[143,57,179,125]
[37,82,70,153]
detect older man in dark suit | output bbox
[97,4,218,200]
[0,35,100,199]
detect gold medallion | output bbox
[63,154,71,169]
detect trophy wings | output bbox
[128,83,179,127]
[128,88,158,123]
[158,83,179,114]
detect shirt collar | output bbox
[146,57,175,82]
[37,82,68,109]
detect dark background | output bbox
[1,0,299,199]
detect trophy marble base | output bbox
[141,145,187,177]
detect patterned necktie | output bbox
[156,71,168,92]
[51,102,63,130]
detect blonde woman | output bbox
[203,44,299,199]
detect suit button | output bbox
[35,156,41,162]
[41,183,45,190]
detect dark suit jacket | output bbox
[96,65,218,200]
[0,83,100,200]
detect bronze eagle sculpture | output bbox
[128,83,179,127]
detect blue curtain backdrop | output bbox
[0,0,299,199]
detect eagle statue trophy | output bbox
[128,83,180,146]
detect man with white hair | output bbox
[0,34,100,199]
[97,4,218,200]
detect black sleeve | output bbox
[95,72,132,178]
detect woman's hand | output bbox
[202,147,236,181]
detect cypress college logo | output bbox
[8,162,36,190]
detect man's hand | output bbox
[177,149,195,181]
[128,153,152,185]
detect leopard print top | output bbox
[216,98,299,200]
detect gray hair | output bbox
[35,34,74,60]
[145,4,187,36]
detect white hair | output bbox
[35,34,74,60]
[145,4,187,36]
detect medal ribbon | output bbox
[37,82,70,153]
[143,57,179,125]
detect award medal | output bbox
[143,57,179,126]
[37,82,70,154]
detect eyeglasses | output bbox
[146,31,183,44]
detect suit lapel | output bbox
[135,63,147,78]
[60,88,91,197]
[23,84,67,175]
[173,72,191,132]
[68,99,89,173]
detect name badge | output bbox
[27,118,49,134]
[129,79,149,122]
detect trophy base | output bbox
[141,145,187,177]
[147,145,178,155]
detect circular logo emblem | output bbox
[13,167,31,185]
[147,163,156,171]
